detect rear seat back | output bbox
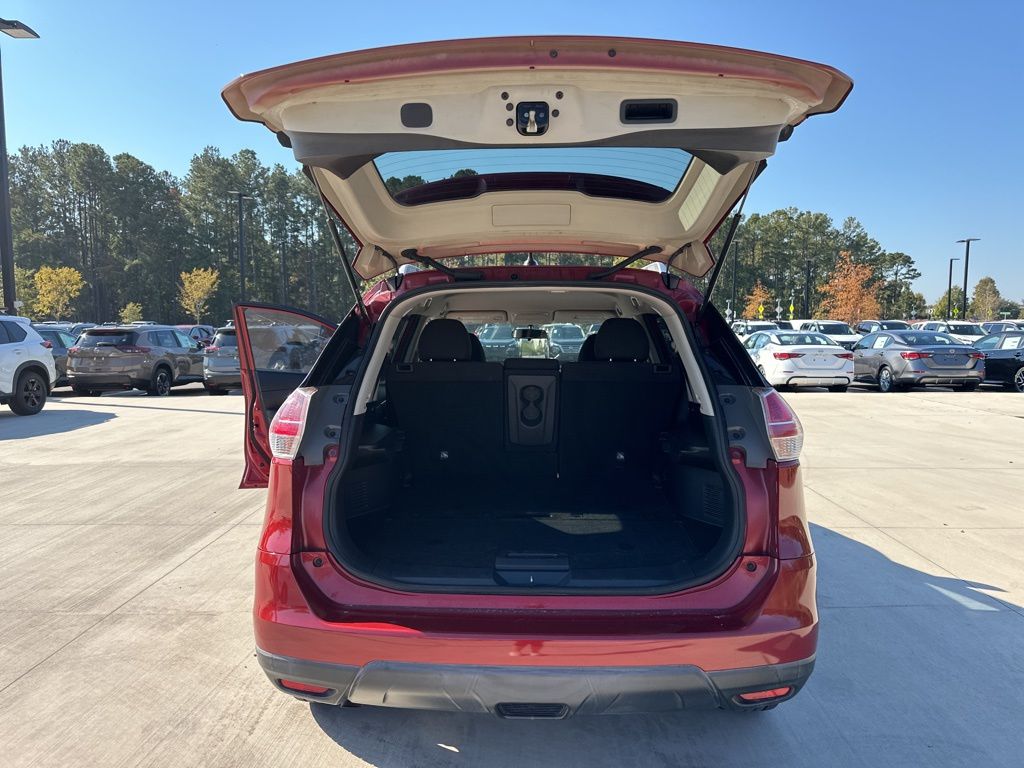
[559,318,681,480]
[387,319,503,477]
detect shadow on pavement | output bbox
[0,407,115,440]
[307,524,1021,768]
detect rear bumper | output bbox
[897,370,984,386]
[780,375,850,387]
[66,372,136,389]
[203,370,240,388]
[257,649,814,715]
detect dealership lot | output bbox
[0,386,1021,767]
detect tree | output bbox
[970,276,1001,321]
[34,266,84,320]
[932,287,966,319]
[817,251,880,324]
[14,266,37,316]
[119,302,144,324]
[178,267,219,323]
[744,281,772,320]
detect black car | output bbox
[32,325,78,386]
[475,324,520,361]
[975,331,1024,392]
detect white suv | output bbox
[0,316,57,415]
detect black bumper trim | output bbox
[256,649,815,715]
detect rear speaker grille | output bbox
[495,702,569,719]
[702,483,724,523]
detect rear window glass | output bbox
[212,331,237,347]
[472,322,599,363]
[947,323,984,335]
[878,320,910,330]
[776,333,833,346]
[375,148,693,205]
[79,331,135,347]
[898,332,957,346]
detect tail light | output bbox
[757,388,803,462]
[68,346,80,355]
[204,345,219,354]
[900,351,932,360]
[40,340,53,349]
[269,387,315,460]
[772,352,804,360]
[834,352,854,359]
[115,345,151,353]
[969,351,984,360]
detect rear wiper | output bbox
[401,248,483,281]
[586,245,663,280]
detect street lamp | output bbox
[946,257,960,320]
[227,191,255,301]
[955,238,979,319]
[0,17,39,315]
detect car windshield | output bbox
[817,322,854,334]
[947,323,984,335]
[898,332,958,346]
[878,321,910,330]
[79,331,134,347]
[375,147,693,205]
[776,333,833,346]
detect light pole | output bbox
[0,18,39,315]
[227,191,254,301]
[946,257,959,320]
[955,238,979,319]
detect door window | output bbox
[242,308,334,374]
[0,322,11,344]
[173,330,195,348]
[999,335,1023,350]
[3,321,27,342]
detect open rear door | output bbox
[233,303,337,488]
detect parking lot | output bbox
[1,385,1021,767]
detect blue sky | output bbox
[2,0,1021,301]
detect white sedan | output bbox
[743,330,854,391]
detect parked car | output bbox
[974,331,1024,392]
[730,319,779,338]
[543,323,587,360]
[66,325,204,396]
[202,326,240,394]
[219,36,853,717]
[176,324,216,346]
[852,331,984,392]
[32,325,78,386]
[913,321,986,345]
[475,323,520,361]
[744,330,853,391]
[0,316,56,415]
[798,320,861,349]
[855,319,910,334]
[981,321,1023,334]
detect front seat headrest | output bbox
[418,319,473,361]
[593,318,649,362]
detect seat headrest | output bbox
[593,318,649,362]
[418,319,473,361]
[577,334,597,362]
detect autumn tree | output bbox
[817,251,880,325]
[34,266,84,320]
[744,281,772,320]
[119,302,144,324]
[970,277,1001,321]
[178,267,219,323]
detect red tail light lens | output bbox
[834,352,853,360]
[115,345,151,353]
[772,352,804,360]
[40,340,53,349]
[757,388,803,461]
[203,345,219,353]
[969,351,984,360]
[269,387,315,460]
[900,351,932,360]
[68,346,80,355]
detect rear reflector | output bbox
[268,387,315,460]
[737,686,792,702]
[900,351,932,360]
[278,679,331,695]
[756,388,803,462]
[773,352,804,360]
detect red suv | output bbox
[225,37,851,717]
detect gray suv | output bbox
[67,325,204,396]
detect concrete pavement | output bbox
[0,385,1021,767]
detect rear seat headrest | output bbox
[593,318,649,362]
[418,319,473,361]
